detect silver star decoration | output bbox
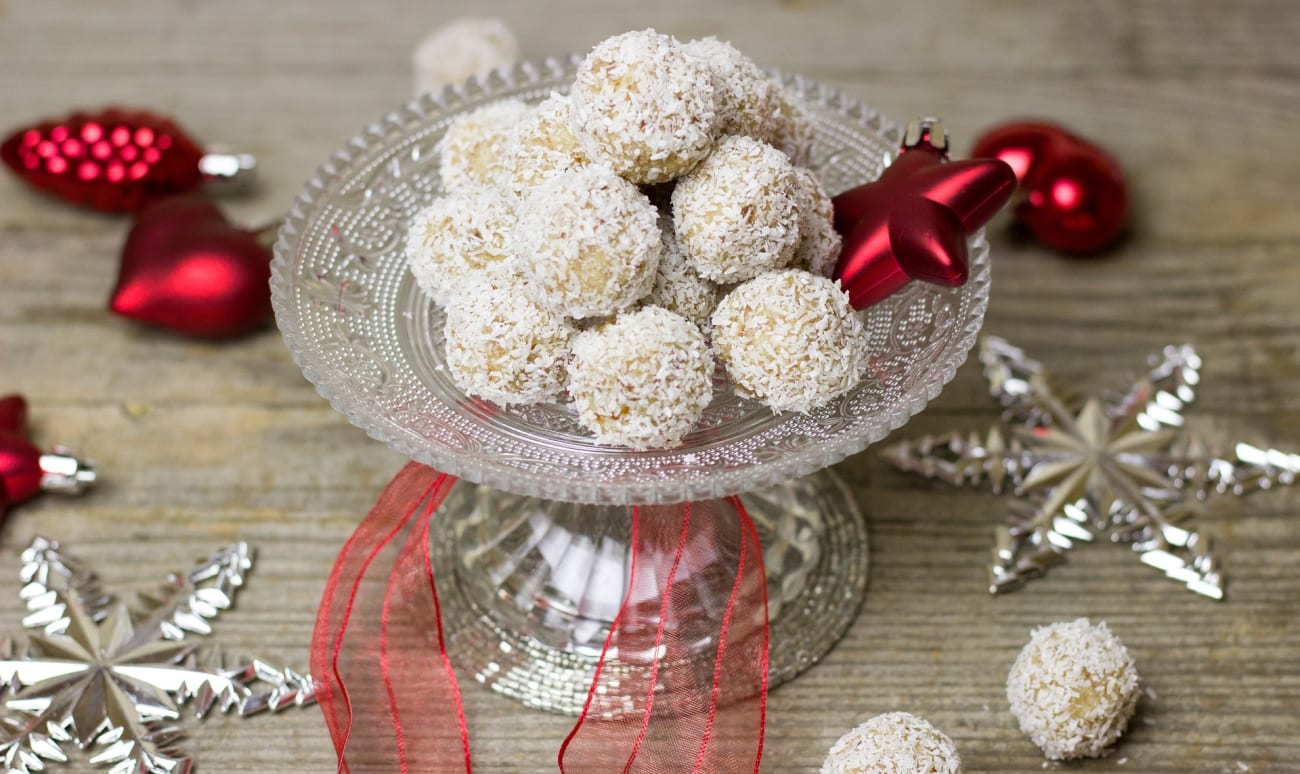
[0,537,318,773]
[882,337,1300,599]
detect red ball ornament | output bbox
[1,107,255,213]
[971,121,1127,254]
[832,118,1017,309]
[0,394,96,517]
[110,197,275,338]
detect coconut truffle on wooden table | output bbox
[439,98,533,190]
[411,17,520,96]
[569,29,719,184]
[508,93,588,197]
[712,269,868,413]
[443,280,574,405]
[672,135,803,283]
[567,306,713,450]
[406,184,516,306]
[792,166,842,277]
[514,165,661,319]
[1007,618,1141,761]
[821,712,961,774]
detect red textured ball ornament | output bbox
[1,108,253,213]
[110,197,275,338]
[832,118,1017,309]
[971,121,1128,254]
[0,394,96,517]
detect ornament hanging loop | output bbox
[38,448,97,495]
[902,116,949,157]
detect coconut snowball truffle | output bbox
[439,98,533,191]
[407,185,516,306]
[760,85,816,166]
[793,167,843,277]
[672,135,802,283]
[508,93,589,197]
[411,17,520,96]
[1007,618,1141,761]
[712,269,868,413]
[515,165,661,318]
[822,712,961,774]
[444,280,575,405]
[568,307,713,450]
[570,29,719,184]
[682,37,773,140]
[640,222,719,333]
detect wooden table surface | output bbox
[2,1,1298,771]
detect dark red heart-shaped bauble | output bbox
[832,118,1017,309]
[971,121,1127,254]
[109,196,273,338]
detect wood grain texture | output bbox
[1,1,1297,771]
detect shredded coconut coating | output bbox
[515,165,661,318]
[792,167,843,277]
[759,83,816,166]
[822,712,962,774]
[712,269,868,413]
[682,37,774,140]
[407,185,517,306]
[412,17,520,96]
[570,29,719,184]
[672,135,802,284]
[444,280,575,405]
[440,99,534,191]
[508,93,589,197]
[1007,618,1141,761]
[568,307,713,449]
[640,221,719,334]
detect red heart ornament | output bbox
[109,196,274,338]
[971,121,1127,254]
[832,118,1017,309]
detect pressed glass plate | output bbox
[271,55,989,714]
[270,55,990,507]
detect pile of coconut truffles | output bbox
[407,29,869,450]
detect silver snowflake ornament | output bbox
[0,537,317,773]
[882,337,1299,599]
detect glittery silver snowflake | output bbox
[0,537,317,773]
[882,337,1300,599]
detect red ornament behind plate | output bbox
[971,121,1127,254]
[110,197,274,338]
[1,107,255,213]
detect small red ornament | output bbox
[971,121,1127,254]
[0,394,96,517]
[110,197,276,338]
[832,118,1017,309]
[1,107,255,213]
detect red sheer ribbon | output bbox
[311,462,769,774]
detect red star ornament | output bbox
[832,118,1017,309]
[0,394,96,517]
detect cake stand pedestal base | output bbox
[430,469,869,715]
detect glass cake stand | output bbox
[270,56,990,715]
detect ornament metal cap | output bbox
[38,448,97,495]
[902,116,949,157]
[199,147,258,193]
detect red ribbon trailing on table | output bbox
[312,462,770,773]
